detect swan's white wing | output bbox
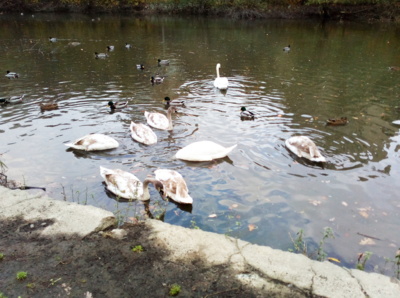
[145,111,169,130]
[130,122,157,145]
[65,134,119,151]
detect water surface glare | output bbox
[1,14,400,276]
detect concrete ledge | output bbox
[0,186,115,238]
[1,185,399,297]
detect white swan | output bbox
[154,169,193,204]
[145,106,177,130]
[176,141,237,162]
[130,121,157,145]
[65,134,119,151]
[214,63,229,90]
[285,136,326,163]
[100,166,163,201]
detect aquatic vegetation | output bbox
[289,227,335,261]
[356,251,373,271]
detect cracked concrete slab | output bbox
[1,185,399,297]
[0,186,115,238]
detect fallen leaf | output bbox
[309,200,321,206]
[359,211,369,218]
[342,201,348,207]
[248,224,257,232]
[359,238,376,246]
[328,257,341,263]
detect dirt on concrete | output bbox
[0,217,305,298]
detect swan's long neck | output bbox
[141,178,162,201]
[216,64,220,78]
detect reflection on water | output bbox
[1,14,400,276]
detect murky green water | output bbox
[1,13,400,276]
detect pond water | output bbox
[1,13,400,276]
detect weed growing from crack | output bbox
[0,253,4,261]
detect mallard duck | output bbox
[94,52,109,59]
[283,45,291,52]
[240,107,255,119]
[0,94,24,104]
[389,66,400,71]
[130,121,157,145]
[154,169,193,204]
[65,134,119,151]
[125,43,132,49]
[106,45,114,51]
[164,96,185,107]
[151,75,164,84]
[158,59,170,66]
[108,101,128,111]
[40,102,58,111]
[49,37,57,42]
[176,141,237,162]
[214,63,229,90]
[136,64,145,70]
[285,136,326,163]
[100,166,163,201]
[326,117,348,126]
[145,106,177,131]
[5,71,19,78]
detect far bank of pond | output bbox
[1,1,400,23]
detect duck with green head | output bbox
[240,107,255,119]
[108,101,128,111]
[164,97,185,107]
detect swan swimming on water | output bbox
[100,166,163,201]
[145,106,177,130]
[285,136,326,163]
[130,121,157,145]
[176,141,237,162]
[65,134,119,151]
[154,169,193,204]
[214,63,229,90]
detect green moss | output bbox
[169,284,181,296]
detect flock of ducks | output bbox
[4,40,339,207]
